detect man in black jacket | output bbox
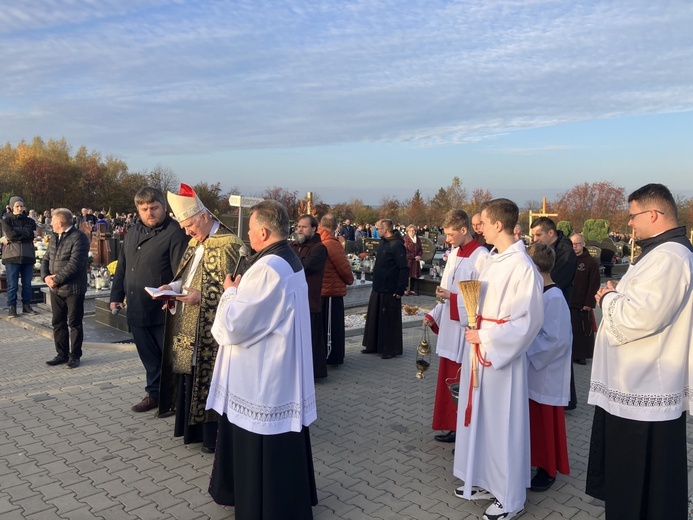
[41,209,90,368]
[110,187,188,413]
[530,217,576,303]
[1,196,39,318]
[361,219,409,359]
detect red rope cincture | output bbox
[463,315,509,427]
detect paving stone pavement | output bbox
[1,296,692,519]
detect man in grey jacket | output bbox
[41,208,90,368]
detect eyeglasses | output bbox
[628,209,664,220]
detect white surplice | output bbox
[589,241,693,421]
[427,245,488,363]
[453,240,543,513]
[206,254,317,435]
[527,286,572,406]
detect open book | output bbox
[145,287,185,300]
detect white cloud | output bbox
[1,0,692,157]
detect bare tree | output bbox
[146,164,179,194]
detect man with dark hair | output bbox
[207,199,318,518]
[110,186,189,413]
[1,196,39,318]
[530,216,576,303]
[568,234,600,409]
[361,219,409,359]
[292,214,328,378]
[338,218,356,241]
[587,183,693,519]
[42,208,90,368]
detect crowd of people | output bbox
[2,182,691,520]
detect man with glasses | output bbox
[566,234,600,409]
[586,183,693,519]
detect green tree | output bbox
[557,220,573,238]
[583,219,610,242]
[193,182,226,216]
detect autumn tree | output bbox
[354,206,379,226]
[379,196,400,221]
[312,202,332,221]
[404,189,427,226]
[464,188,493,217]
[329,202,353,225]
[75,146,107,207]
[426,176,468,225]
[552,182,626,232]
[261,186,300,218]
[675,194,693,234]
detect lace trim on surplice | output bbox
[212,385,316,425]
[590,381,688,408]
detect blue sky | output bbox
[1,0,692,206]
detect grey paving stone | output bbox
[1,299,689,519]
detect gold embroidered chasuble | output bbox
[158,228,243,424]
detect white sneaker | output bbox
[454,485,494,500]
[482,499,525,520]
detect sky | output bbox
[1,0,692,207]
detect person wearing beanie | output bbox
[1,196,39,318]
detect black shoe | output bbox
[66,359,80,369]
[22,304,38,315]
[564,403,577,411]
[434,431,456,443]
[574,359,587,365]
[381,354,395,359]
[361,349,376,354]
[46,356,68,366]
[8,306,17,318]
[201,446,215,454]
[530,467,556,492]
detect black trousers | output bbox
[362,292,403,356]
[323,296,346,366]
[586,406,687,520]
[209,415,317,519]
[130,324,164,400]
[50,291,85,360]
